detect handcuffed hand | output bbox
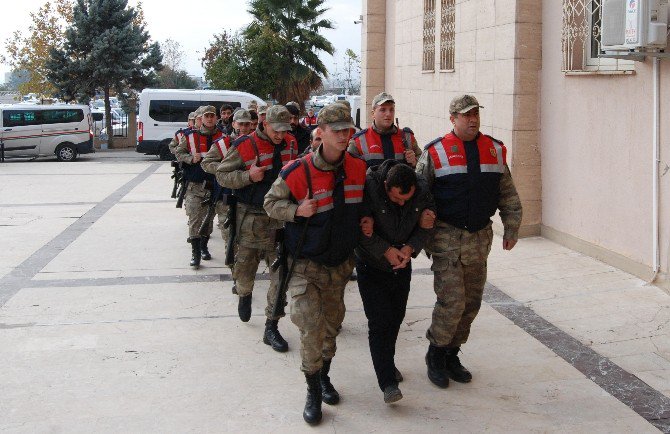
[404,149,417,167]
[384,246,409,269]
[360,216,374,237]
[419,209,436,229]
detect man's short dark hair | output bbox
[220,104,233,113]
[249,110,258,121]
[385,163,416,195]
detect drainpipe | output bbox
[652,56,660,282]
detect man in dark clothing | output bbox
[356,160,436,403]
[285,102,311,154]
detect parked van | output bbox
[0,104,94,161]
[136,89,264,160]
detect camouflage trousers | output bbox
[184,183,215,239]
[232,204,282,320]
[425,221,493,348]
[288,257,354,374]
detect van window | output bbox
[3,110,41,127]
[41,109,84,125]
[148,99,242,123]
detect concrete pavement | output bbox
[0,150,669,433]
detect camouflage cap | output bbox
[194,106,205,117]
[317,103,355,131]
[449,94,483,114]
[338,99,351,110]
[201,105,217,115]
[233,109,252,123]
[265,105,292,131]
[187,111,197,120]
[258,105,268,115]
[371,92,394,108]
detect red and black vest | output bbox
[426,132,507,233]
[281,152,366,267]
[183,129,224,183]
[351,126,414,168]
[304,115,318,128]
[233,131,298,208]
[212,135,234,194]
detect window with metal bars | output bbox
[423,0,436,71]
[440,0,455,71]
[561,0,633,72]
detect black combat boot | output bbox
[425,344,449,388]
[444,347,472,383]
[189,238,201,268]
[320,359,340,405]
[238,294,252,322]
[303,372,323,425]
[200,235,211,260]
[263,319,288,352]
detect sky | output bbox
[0,0,362,84]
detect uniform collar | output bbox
[312,145,344,171]
[199,125,218,136]
[372,121,398,136]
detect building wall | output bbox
[541,0,670,280]
[363,0,542,236]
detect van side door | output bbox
[1,109,41,157]
[40,108,87,154]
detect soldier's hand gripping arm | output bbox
[498,165,523,249]
[174,134,198,165]
[404,134,422,167]
[215,146,254,190]
[201,142,224,175]
[415,149,435,190]
[264,176,300,223]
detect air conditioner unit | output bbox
[601,0,669,51]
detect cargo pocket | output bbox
[288,260,309,298]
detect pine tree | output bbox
[46,0,162,146]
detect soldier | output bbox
[264,103,369,425]
[285,102,311,154]
[301,107,318,131]
[356,160,436,403]
[168,111,196,155]
[258,105,268,125]
[215,105,298,353]
[174,106,225,268]
[348,92,422,168]
[416,94,522,388]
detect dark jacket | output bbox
[356,160,435,272]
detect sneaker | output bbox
[383,385,403,404]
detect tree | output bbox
[202,0,335,106]
[157,39,198,89]
[1,1,74,96]
[342,49,361,94]
[46,0,163,146]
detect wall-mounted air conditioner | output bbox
[601,0,669,51]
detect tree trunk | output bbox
[104,87,114,148]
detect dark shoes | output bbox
[303,372,323,425]
[237,294,252,322]
[189,238,201,269]
[394,366,403,383]
[425,345,449,388]
[263,319,288,352]
[383,384,403,404]
[200,236,211,260]
[445,347,472,383]
[320,359,340,405]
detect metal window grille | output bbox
[423,0,436,71]
[440,0,455,70]
[561,0,632,72]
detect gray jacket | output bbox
[356,160,435,272]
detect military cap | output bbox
[317,103,355,131]
[194,106,205,117]
[258,105,268,115]
[233,109,252,123]
[338,99,351,110]
[201,105,217,115]
[187,111,197,120]
[371,92,394,108]
[449,95,483,114]
[265,105,292,131]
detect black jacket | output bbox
[356,160,435,272]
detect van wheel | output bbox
[56,143,78,162]
[159,142,174,161]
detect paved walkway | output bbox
[1,151,669,432]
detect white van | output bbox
[0,104,94,161]
[136,89,264,160]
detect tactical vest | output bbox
[212,135,234,195]
[352,127,413,168]
[233,131,298,208]
[183,129,223,183]
[281,152,366,266]
[426,132,507,232]
[304,115,317,126]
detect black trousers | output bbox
[356,260,412,391]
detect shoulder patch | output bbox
[402,127,414,135]
[280,159,303,179]
[424,137,443,150]
[352,128,368,140]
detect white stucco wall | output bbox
[541,0,670,275]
